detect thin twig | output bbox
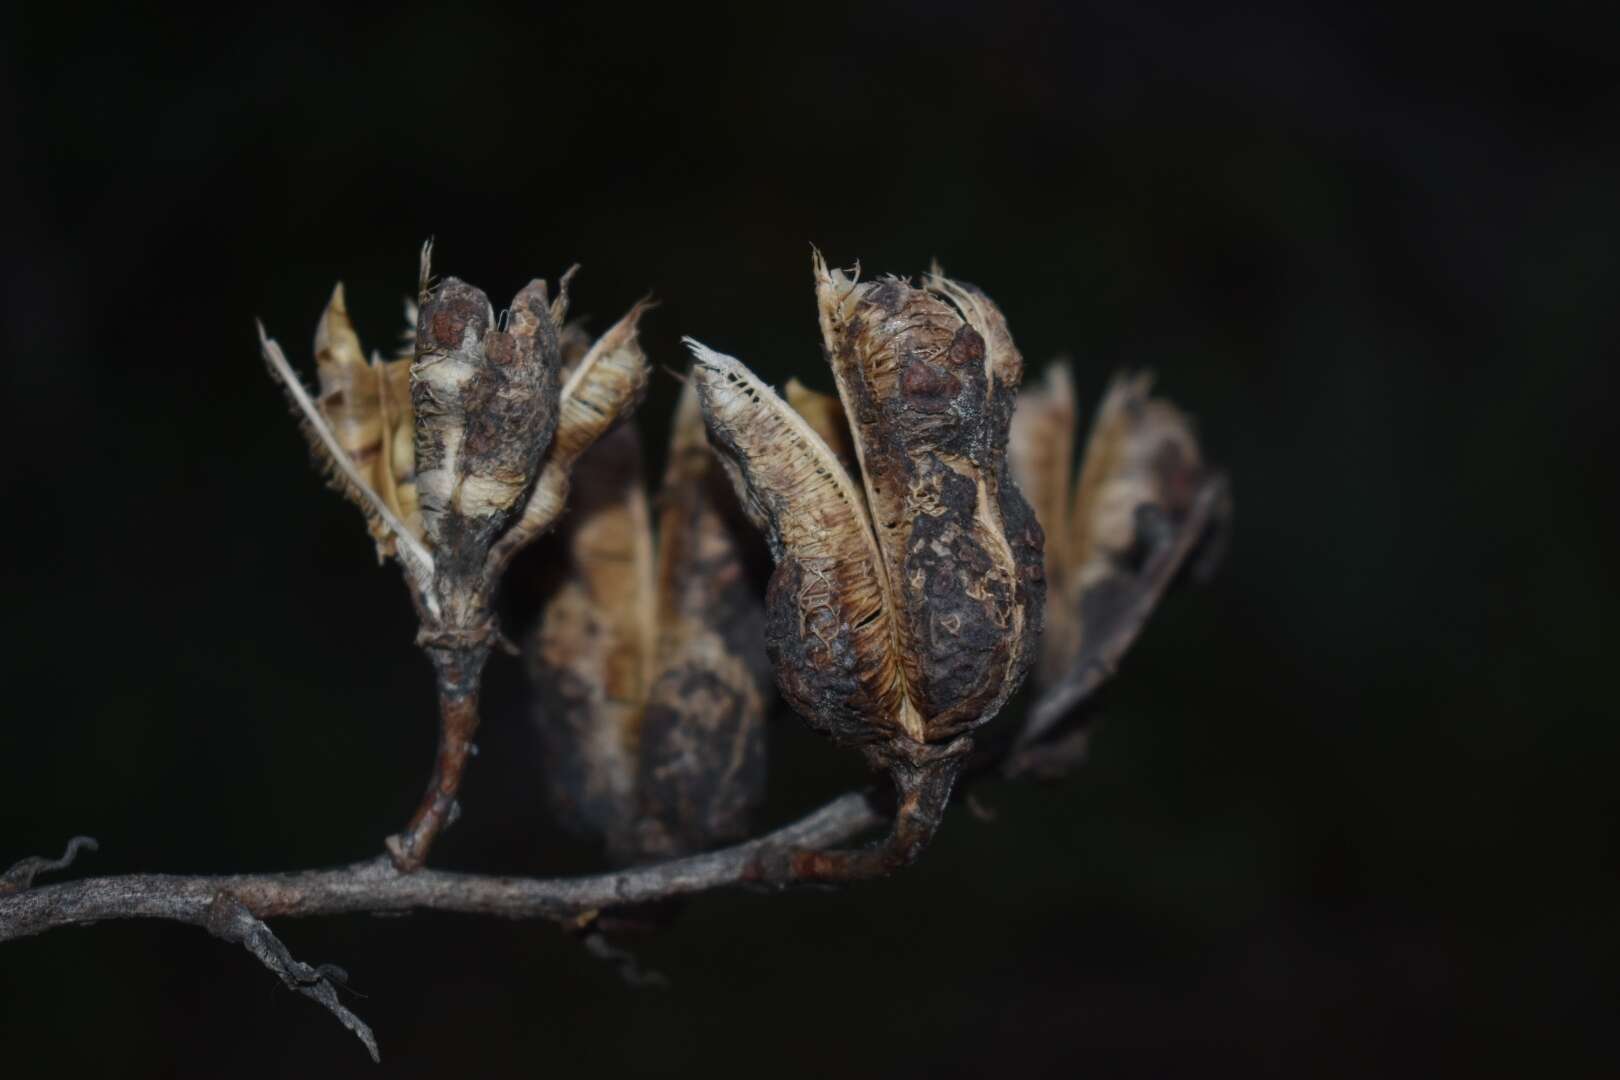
[0,835,98,894]
[0,792,883,1059]
[0,793,883,940]
[0,588,1182,1059]
[0,685,1135,948]
[203,894,380,1062]
[581,930,670,989]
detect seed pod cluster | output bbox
[1009,365,1228,693]
[530,384,770,862]
[686,253,1044,772]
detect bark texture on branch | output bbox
[0,792,884,942]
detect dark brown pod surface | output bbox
[816,260,1044,742]
[412,275,561,592]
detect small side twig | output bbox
[581,930,670,989]
[769,741,967,883]
[204,895,380,1063]
[1,836,98,894]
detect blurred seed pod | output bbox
[637,384,772,858]
[686,253,1045,771]
[531,425,652,857]
[1005,366,1080,683]
[530,383,770,863]
[1008,363,1230,712]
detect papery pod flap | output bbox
[313,285,385,502]
[687,340,913,745]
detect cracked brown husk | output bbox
[259,241,650,870]
[527,382,772,865]
[684,252,1045,878]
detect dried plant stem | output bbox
[2,688,1107,1059]
[0,792,886,941]
[385,640,492,872]
[0,792,876,1062]
[784,761,960,881]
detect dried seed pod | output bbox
[259,242,653,872]
[687,253,1045,771]
[814,256,1043,742]
[532,425,653,854]
[531,383,769,862]
[636,383,769,858]
[1007,362,1229,751]
[412,273,559,597]
[1070,373,1207,584]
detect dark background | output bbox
[3,3,1615,1076]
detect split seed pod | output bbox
[260,243,650,624]
[530,383,770,863]
[1007,364,1229,750]
[410,262,562,617]
[258,242,651,870]
[686,253,1045,775]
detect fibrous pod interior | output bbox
[690,342,910,749]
